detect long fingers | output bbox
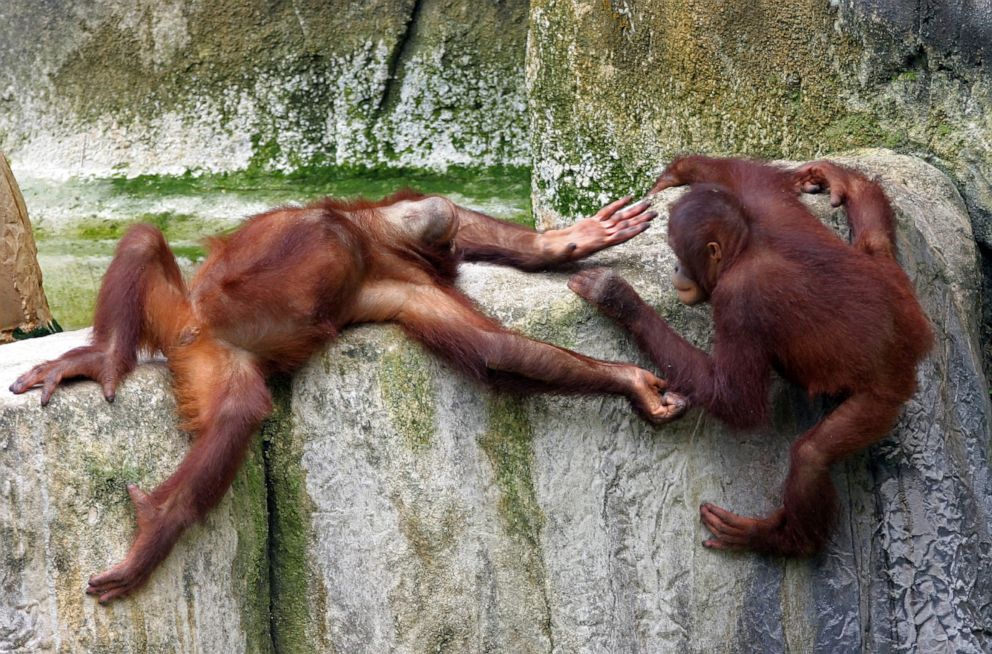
[604,217,653,246]
[9,362,51,394]
[10,362,68,406]
[596,200,656,249]
[40,369,66,406]
[650,170,682,193]
[87,564,148,605]
[566,268,614,304]
[646,392,688,425]
[645,371,668,393]
[635,376,691,426]
[660,390,688,420]
[9,348,119,406]
[600,199,654,228]
[87,566,127,594]
[794,162,849,207]
[95,585,132,605]
[793,164,826,192]
[593,195,633,220]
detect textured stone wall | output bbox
[526,0,992,250]
[0,332,270,653]
[0,0,529,178]
[2,152,988,652]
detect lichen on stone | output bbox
[479,394,544,546]
[378,338,437,450]
[262,378,318,653]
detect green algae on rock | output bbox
[0,1,530,178]
[526,0,992,239]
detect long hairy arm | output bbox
[453,198,655,271]
[569,268,771,429]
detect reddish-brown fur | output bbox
[11,189,679,603]
[569,156,933,556]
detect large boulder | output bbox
[0,331,270,653]
[270,151,992,652]
[1,152,988,652]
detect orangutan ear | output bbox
[706,241,722,263]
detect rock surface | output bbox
[0,152,989,652]
[0,153,54,340]
[269,152,989,652]
[0,331,270,653]
[525,0,992,251]
[0,0,529,177]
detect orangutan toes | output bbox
[9,346,122,405]
[568,268,639,320]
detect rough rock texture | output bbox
[0,153,54,339]
[525,0,992,250]
[0,0,529,177]
[1,153,988,652]
[269,152,992,652]
[0,331,270,653]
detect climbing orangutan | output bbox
[569,155,932,556]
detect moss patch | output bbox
[515,297,587,350]
[379,340,437,450]
[479,395,544,546]
[394,500,461,566]
[106,165,534,227]
[11,319,62,340]
[230,436,274,654]
[67,211,209,241]
[478,394,552,642]
[36,255,105,329]
[263,378,317,654]
[823,114,909,150]
[83,457,148,508]
[170,244,207,263]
